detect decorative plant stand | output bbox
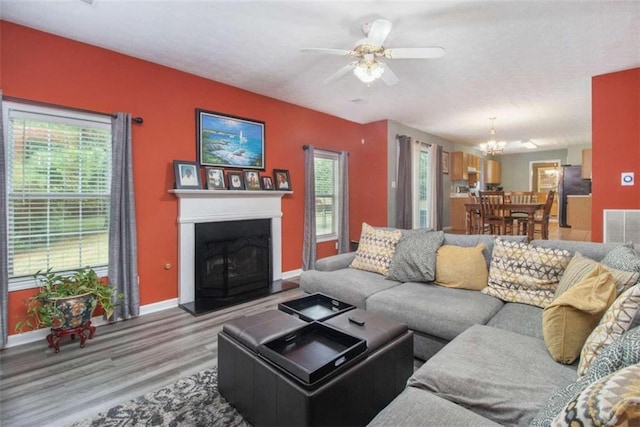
[46,321,96,353]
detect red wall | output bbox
[1,22,388,334]
[591,68,640,241]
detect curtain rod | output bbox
[396,134,432,147]
[302,145,349,155]
[2,95,144,124]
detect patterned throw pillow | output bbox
[530,326,640,427]
[578,284,640,376]
[552,364,640,426]
[482,238,572,308]
[556,252,639,297]
[542,265,617,364]
[602,245,640,273]
[386,230,444,282]
[435,243,489,290]
[349,223,402,276]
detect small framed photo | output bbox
[244,170,261,191]
[173,160,201,189]
[273,169,291,191]
[227,172,245,190]
[442,151,450,175]
[261,176,274,190]
[205,167,226,190]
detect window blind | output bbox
[5,105,111,281]
[314,151,339,239]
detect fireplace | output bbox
[170,189,297,316]
[195,219,271,300]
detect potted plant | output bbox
[16,267,122,352]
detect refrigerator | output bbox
[558,165,591,227]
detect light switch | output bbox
[621,172,634,186]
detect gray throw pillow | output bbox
[386,230,444,282]
[529,326,640,427]
[601,245,640,274]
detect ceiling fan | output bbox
[301,18,445,86]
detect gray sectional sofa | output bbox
[299,233,640,426]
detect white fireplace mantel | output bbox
[170,189,292,304]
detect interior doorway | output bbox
[529,160,561,218]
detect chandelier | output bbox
[353,60,384,84]
[479,117,506,156]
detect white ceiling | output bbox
[2,0,639,153]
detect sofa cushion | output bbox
[601,244,640,273]
[299,268,401,309]
[386,230,444,282]
[578,283,640,376]
[483,238,572,308]
[349,222,402,276]
[409,324,577,426]
[531,326,640,427]
[368,386,503,427]
[366,282,504,342]
[435,243,489,290]
[553,364,640,426]
[443,233,526,268]
[315,252,356,271]
[542,264,617,364]
[556,252,639,297]
[486,302,544,339]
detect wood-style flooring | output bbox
[0,287,304,427]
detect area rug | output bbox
[71,367,250,427]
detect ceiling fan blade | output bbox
[384,47,445,59]
[366,19,393,47]
[300,48,352,56]
[379,62,399,86]
[323,62,357,84]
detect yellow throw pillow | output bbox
[435,244,488,290]
[349,223,402,276]
[543,265,617,364]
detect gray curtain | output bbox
[109,113,139,320]
[395,135,412,229]
[338,151,350,253]
[436,145,444,230]
[0,92,8,347]
[302,145,316,270]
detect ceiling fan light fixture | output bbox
[353,61,384,84]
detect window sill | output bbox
[317,235,338,244]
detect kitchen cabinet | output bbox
[450,195,471,231]
[450,152,481,181]
[581,149,592,179]
[567,195,592,230]
[485,160,502,184]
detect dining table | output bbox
[464,201,546,241]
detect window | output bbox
[413,144,431,228]
[3,103,112,289]
[314,151,340,240]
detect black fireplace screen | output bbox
[195,219,271,299]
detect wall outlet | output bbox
[621,172,634,186]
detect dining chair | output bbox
[479,191,514,235]
[506,191,536,234]
[518,190,555,239]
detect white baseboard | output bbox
[5,278,301,349]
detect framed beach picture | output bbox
[273,169,291,191]
[205,167,226,190]
[173,160,201,189]
[197,109,265,170]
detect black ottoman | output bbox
[218,309,413,427]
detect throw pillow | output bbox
[555,252,639,297]
[542,264,617,364]
[349,223,402,276]
[530,326,640,427]
[578,284,640,376]
[386,230,444,282]
[434,243,489,290]
[482,238,572,308]
[552,364,640,426]
[601,245,640,273]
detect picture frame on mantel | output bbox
[442,151,450,175]
[196,108,265,170]
[205,167,226,190]
[173,160,201,189]
[273,169,291,191]
[227,171,245,190]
